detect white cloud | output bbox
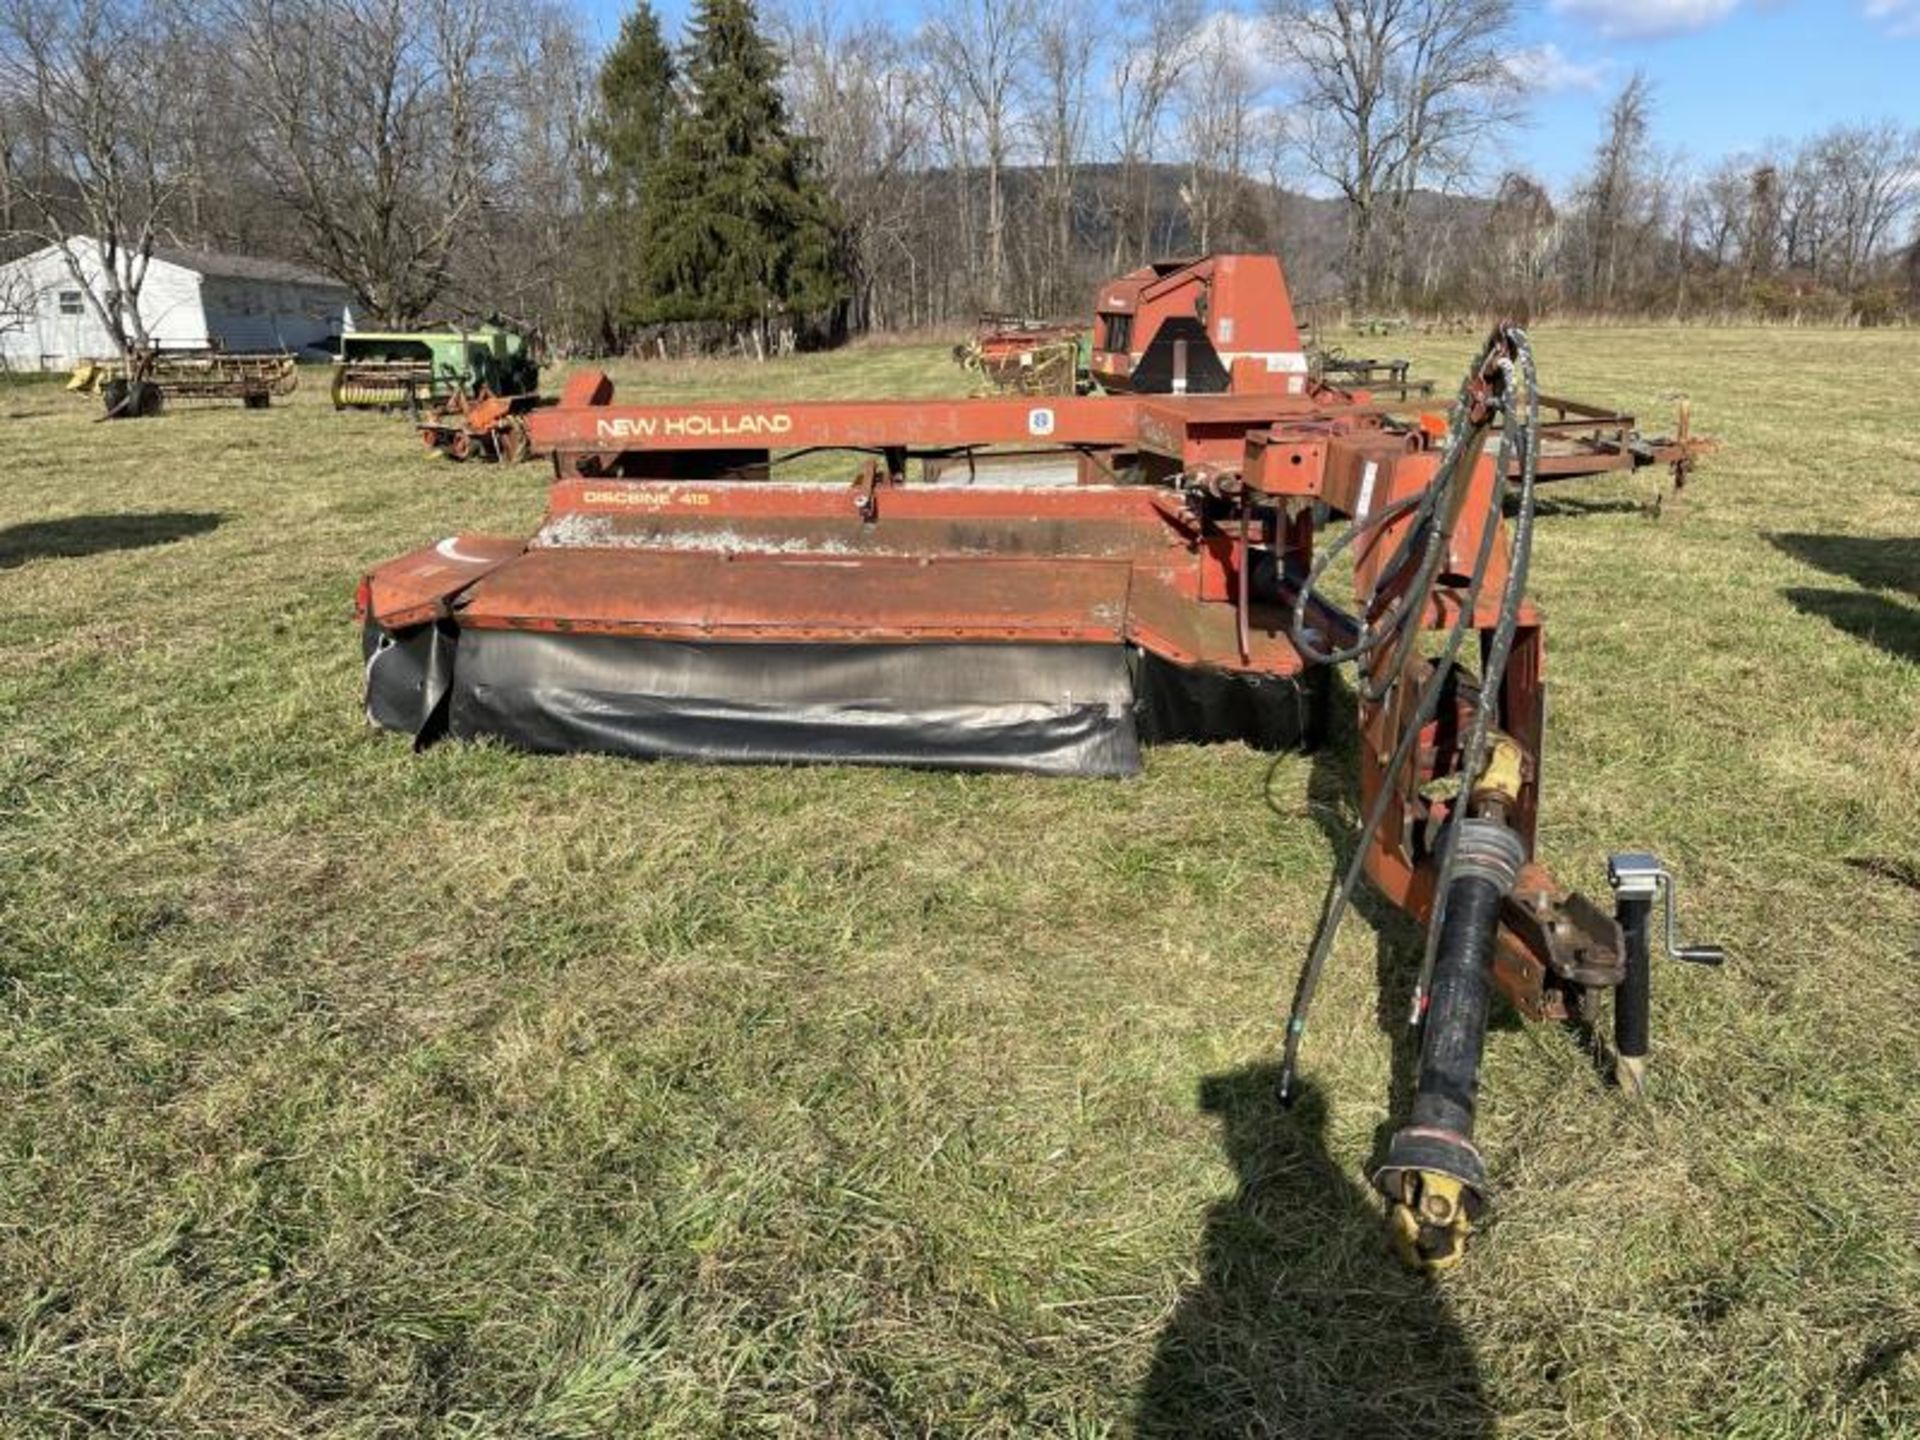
[1864,0,1920,37]
[1547,0,1741,39]
[1504,43,1611,94]
[1175,9,1294,88]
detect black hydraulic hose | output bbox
[1278,332,1527,1102]
[1287,337,1500,688]
[1277,498,1513,1101]
[1286,490,1429,668]
[1411,335,1541,1021]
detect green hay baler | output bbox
[330,322,538,410]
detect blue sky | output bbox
[580,0,1919,192]
[1510,0,1920,185]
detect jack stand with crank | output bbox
[1606,853,1726,1095]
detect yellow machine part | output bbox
[331,362,432,409]
[1471,731,1528,810]
[1387,1171,1474,1273]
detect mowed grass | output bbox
[0,326,1915,1439]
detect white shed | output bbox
[0,237,354,371]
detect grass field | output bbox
[1,327,1916,1438]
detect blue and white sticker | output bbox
[1028,406,1056,437]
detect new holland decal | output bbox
[594,411,795,441]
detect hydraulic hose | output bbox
[1275,324,1542,1270]
[1411,341,1541,1021]
[1278,327,1534,1105]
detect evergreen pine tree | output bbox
[592,5,676,210]
[587,5,676,338]
[638,0,846,353]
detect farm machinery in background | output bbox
[356,250,1724,1271]
[330,320,538,409]
[67,346,298,416]
[964,253,1711,493]
[954,315,1085,395]
[413,387,547,464]
[331,319,544,461]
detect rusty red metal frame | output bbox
[362,373,1619,1020]
[950,251,1710,492]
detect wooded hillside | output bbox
[3,0,1915,360]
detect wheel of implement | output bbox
[448,429,474,463]
[418,426,440,451]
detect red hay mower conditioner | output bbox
[357,300,1722,1270]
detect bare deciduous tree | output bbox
[1576,70,1652,309]
[1807,122,1920,291]
[457,2,596,345]
[778,0,925,330]
[222,0,505,324]
[1695,156,1749,271]
[1177,15,1263,256]
[1025,0,1099,313]
[1108,0,1200,269]
[0,0,187,361]
[1483,171,1556,315]
[921,0,1027,309]
[1377,0,1521,297]
[1268,0,1518,311]
[1742,159,1782,284]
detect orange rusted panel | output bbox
[453,549,1135,644]
[545,476,1180,525]
[560,370,615,408]
[468,395,513,429]
[1125,573,1306,675]
[364,534,526,629]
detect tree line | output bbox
[3,0,1916,365]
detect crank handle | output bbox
[1605,853,1726,968]
[1674,944,1725,967]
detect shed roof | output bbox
[151,245,348,290]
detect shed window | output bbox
[58,290,83,316]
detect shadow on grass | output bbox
[1768,533,1920,664]
[1136,1074,1491,1439]
[1137,684,1491,1437]
[1781,589,1920,664]
[1524,492,1651,520]
[1769,533,1919,598]
[0,511,224,571]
